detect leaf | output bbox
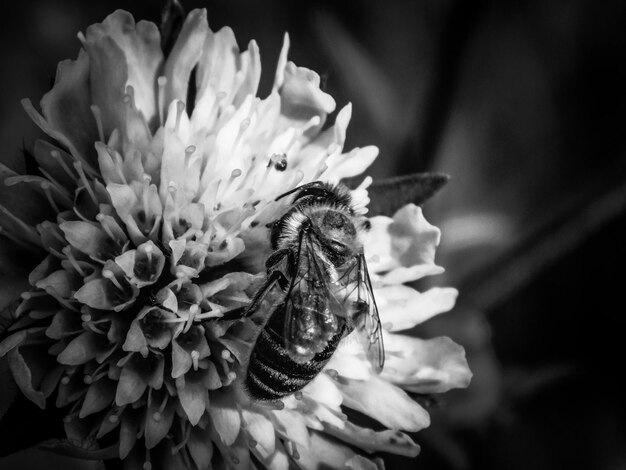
[160,0,186,58]
[7,348,46,409]
[362,173,449,217]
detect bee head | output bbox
[311,209,360,263]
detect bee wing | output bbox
[342,254,385,373]
[283,229,345,361]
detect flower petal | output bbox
[188,425,214,469]
[144,394,176,448]
[115,362,148,406]
[87,11,163,127]
[294,432,379,470]
[279,62,336,126]
[176,371,210,426]
[303,372,343,410]
[57,331,108,365]
[79,377,116,418]
[207,391,241,445]
[382,334,472,393]
[60,221,111,259]
[39,49,98,166]
[377,286,458,331]
[333,373,430,432]
[242,409,276,458]
[324,420,420,457]
[164,8,208,106]
[271,409,310,447]
[74,279,114,310]
[365,204,441,276]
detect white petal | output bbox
[303,373,342,410]
[321,145,379,183]
[163,9,208,107]
[242,409,276,458]
[376,285,458,331]
[382,334,472,393]
[333,374,430,432]
[324,347,371,381]
[271,409,310,447]
[365,204,440,277]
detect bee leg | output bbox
[243,269,290,318]
[265,248,296,277]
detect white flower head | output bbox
[0,8,471,470]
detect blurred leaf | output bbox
[461,166,626,311]
[365,173,449,217]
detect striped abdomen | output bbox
[245,307,346,401]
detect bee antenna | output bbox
[275,181,324,201]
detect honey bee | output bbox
[242,181,384,401]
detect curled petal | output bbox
[325,348,371,381]
[376,285,458,331]
[242,409,276,458]
[60,221,113,260]
[279,62,336,125]
[39,49,98,167]
[144,393,175,448]
[271,409,310,447]
[85,10,163,127]
[164,8,208,106]
[79,377,116,418]
[382,334,472,393]
[294,432,380,470]
[325,420,420,457]
[365,204,441,277]
[188,425,214,469]
[58,331,109,365]
[176,371,209,426]
[208,391,241,445]
[303,372,343,410]
[332,373,430,432]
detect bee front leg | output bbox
[265,248,296,277]
[243,269,290,320]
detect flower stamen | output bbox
[50,149,76,180]
[74,161,98,205]
[157,76,167,126]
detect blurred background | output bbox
[1,0,626,469]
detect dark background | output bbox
[1,0,626,469]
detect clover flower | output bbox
[0,8,471,470]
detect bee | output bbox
[242,181,384,401]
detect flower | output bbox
[0,8,471,470]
